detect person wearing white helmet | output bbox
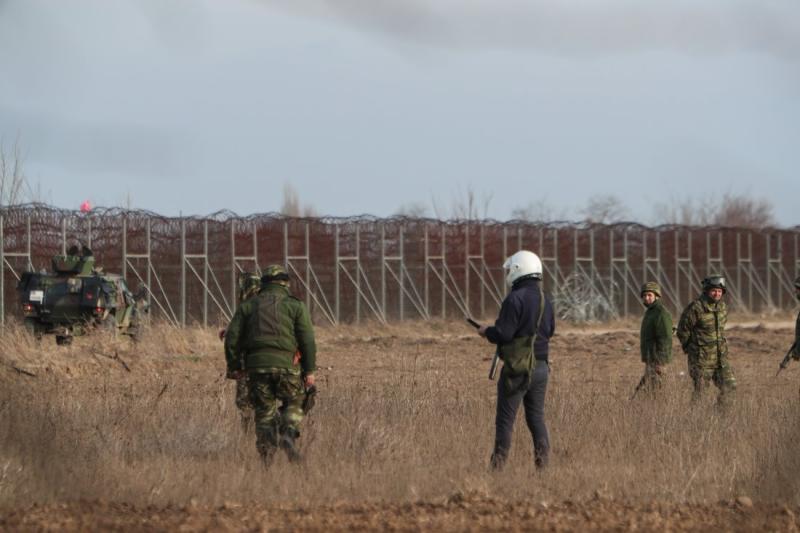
[476,250,555,470]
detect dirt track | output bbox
[2,496,799,532]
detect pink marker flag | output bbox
[80,201,91,213]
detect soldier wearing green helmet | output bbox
[633,281,673,397]
[224,264,317,464]
[221,273,263,428]
[676,275,736,405]
[791,276,800,362]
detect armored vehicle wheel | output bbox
[23,319,44,340]
[127,325,143,343]
[102,314,119,335]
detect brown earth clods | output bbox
[2,496,799,532]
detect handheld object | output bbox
[465,317,500,380]
[488,351,500,380]
[776,342,797,377]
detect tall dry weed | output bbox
[1,321,798,508]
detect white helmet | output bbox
[503,250,543,287]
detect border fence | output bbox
[1,205,799,327]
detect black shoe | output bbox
[258,445,277,468]
[280,429,302,463]
[489,453,506,471]
[256,426,279,466]
[240,413,253,432]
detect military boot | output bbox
[239,411,254,433]
[716,387,735,414]
[256,425,280,467]
[280,427,302,463]
[534,448,549,470]
[489,452,507,471]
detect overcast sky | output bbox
[0,0,798,225]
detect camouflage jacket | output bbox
[225,283,316,374]
[640,299,673,365]
[794,309,800,359]
[676,294,728,359]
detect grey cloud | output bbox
[0,107,184,180]
[270,1,800,59]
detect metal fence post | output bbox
[0,215,4,328]
[146,218,152,315]
[180,217,186,327]
[399,225,405,321]
[465,221,470,317]
[230,219,236,313]
[203,220,209,328]
[122,217,127,280]
[380,223,386,319]
[334,223,340,323]
[424,225,429,316]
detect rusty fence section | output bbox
[2,205,799,327]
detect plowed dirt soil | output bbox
[2,496,799,532]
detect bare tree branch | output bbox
[511,196,567,222]
[580,195,629,224]
[280,183,318,217]
[654,192,775,228]
[394,202,429,217]
[0,135,29,207]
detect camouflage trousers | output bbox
[688,350,737,404]
[635,362,666,396]
[247,369,306,462]
[235,376,253,427]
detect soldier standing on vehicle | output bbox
[633,282,673,396]
[224,265,316,464]
[676,276,736,405]
[476,250,555,470]
[219,273,262,429]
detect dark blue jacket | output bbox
[485,277,555,361]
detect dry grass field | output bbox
[2,314,800,531]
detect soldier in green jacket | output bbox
[224,264,317,464]
[676,275,736,404]
[634,281,673,395]
[791,276,800,363]
[219,273,263,429]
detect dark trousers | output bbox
[492,361,550,468]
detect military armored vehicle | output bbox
[16,245,145,345]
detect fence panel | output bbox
[2,205,798,326]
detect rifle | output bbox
[630,375,645,401]
[466,317,500,380]
[776,342,798,377]
[302,385,317,414]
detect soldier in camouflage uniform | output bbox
[219,273,263,428]
[634,281,673,395]
[224,264,316,464]
[791,276,800,365]
[676,276,736,404]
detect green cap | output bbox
[640,281,661,298]
[237,273,262,301]
[261,264,289,285]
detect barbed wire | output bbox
[2,203,798,232]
